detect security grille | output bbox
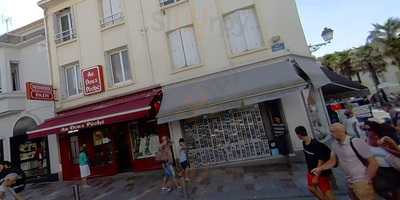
[182,105,271,168]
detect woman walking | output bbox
[79,145,91,188]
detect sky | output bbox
[0,0,399,57]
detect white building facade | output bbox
[0,20,59,180]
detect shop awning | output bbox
[157,58,318,124]
[27,89,161,139]
[321,67,369,97]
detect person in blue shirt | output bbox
[79,145,90,188]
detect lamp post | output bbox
[309,27,334,52]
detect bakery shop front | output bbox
[27,66,169,180]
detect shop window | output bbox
[69,135,80,164]
[108,48,132,85]
[19,140,49,178]
[129,123,160,159]
[101,0,124,28]
[92,129,113,166]
[10,62,20,91]
[168,26,201,68]
[224,8,263,55]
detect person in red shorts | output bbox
[295,126,336,200]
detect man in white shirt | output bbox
[343,110,364,139]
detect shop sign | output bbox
[82,65,105,96]
[272,42,285,52]
[61,119,105,133]
[26,82,55,101]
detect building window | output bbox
[63,63,82,97]
[168,26,201,68]
[159,0,181,7]
[55,8,76,44]
[108,49,132,85]
[10,62,20,91]
[101,0,124,28]
[224,8,263,55]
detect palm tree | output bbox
[351,45,388,103]
[368,17,400,66]
[321,50,361,81]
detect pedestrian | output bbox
[295,126,336,200]
[366,122,400,199]
[271,116,289,156]
[343,110,364,139]
[178,138,190,182]
[0,173,23,200]
[383,103,400,132]
[79,145,90,188]
[312,123,379,200]
[158,136,180,192]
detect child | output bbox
[179,138,190,181]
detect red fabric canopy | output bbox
[28,89,161,139]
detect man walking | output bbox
[312,123,379,200]
[295,126,336,200]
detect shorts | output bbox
[307,173,332,193]
[180,160,189,170]
[164,163,175,178]
[79,165,91,178]
[349,180,376,200]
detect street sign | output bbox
[26,82,55,101]
[272,42,285,52]
[82,65,105,96]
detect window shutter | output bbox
[240,9,263,50]
[122,50,132,80]
[224,12,247,54]
[180,27,200,66]
[59,68,67,99]
[168,30,186,68]
[103,0,112,23]
[105,54,114,87]
[75,65,82,94]
[111,0,122,15]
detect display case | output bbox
[18,140,49,177]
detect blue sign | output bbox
[272,42,285,52]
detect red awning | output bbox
[28,88,161,139]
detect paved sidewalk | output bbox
[21,162,350,200]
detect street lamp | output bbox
[309,27,334,52]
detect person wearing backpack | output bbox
[312,123,379,200]
[367,122,400,200]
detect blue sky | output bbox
[0,0,398,57]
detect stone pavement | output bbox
[21,161,350,200]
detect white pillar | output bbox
[3,138,11,161]
[281,92,313,151]
[168,121,183,160]
[48,134,61,174]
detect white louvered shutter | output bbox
[240,9,263,50]
[102,0,112,23]
[181,27,200,66]
[169,30,186,68]
[224,12,247,54]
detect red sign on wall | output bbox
[26,82,55,101]
[82,65,105,96]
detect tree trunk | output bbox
[368,62,385,105]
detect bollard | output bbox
[72,184,80,200]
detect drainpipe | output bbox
[137,0,156,84]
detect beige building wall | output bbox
[40,0,311,112]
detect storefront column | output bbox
[281,92,313,151]
[48,135,61,175]
[168,121,183,161]
[3,138,11,161]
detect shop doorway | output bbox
[10,117,50,179]
[115,126,132,172]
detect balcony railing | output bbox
[55,29,77,44]
[100,13,124,28]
